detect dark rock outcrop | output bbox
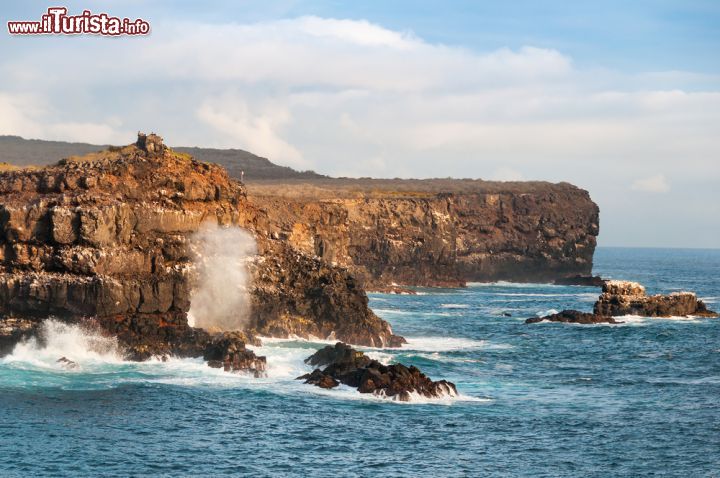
[553,275,606,287]
[0,134,401,362]
[526,309,622,324]
[527,280,717,324]
[56,356,78,369]
[298,342,457,401]
[594,281,717,318]
[0,317,37,356]
[203,332,266,376]
[247,243,405,348]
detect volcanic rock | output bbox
[203,332,266,376]
[553,275,606,287]
[0,317,37,356]
[593,280,717,318]
[0,133,402,363]
[527,280,717,325]
[56,356,78,369]
[525,309,622,324]
[248,180,599,287]
[298,342,457,401]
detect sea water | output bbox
[1,247,719,477]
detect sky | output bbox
[1,1,718,248]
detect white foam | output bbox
[536,309,559,317]
[2,320,125,370]
[402,336,510,352]
[440,303,470,309]
[0,324,481,405]
[468,281,558,288]
[609,314,703,326]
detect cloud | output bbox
[0,15,718,246]
[631,174,670,193]
[196,95,305,167]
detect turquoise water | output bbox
[1,247,719,477]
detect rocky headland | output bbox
[527,280,717,324]
[2,135,602,289]
[247,179,599,289]
[0,133,401,366]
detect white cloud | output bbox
[0,15,718,246]
[631,174,670,193]
[196,96,305,167]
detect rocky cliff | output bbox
[0,134,400,359]
[1,136,601,288]
[247,180,599,288]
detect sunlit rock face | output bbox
[247,180,600,289]
[0,133,399,361]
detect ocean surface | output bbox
[1,247,719,477]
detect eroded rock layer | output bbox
[248,180,599,288]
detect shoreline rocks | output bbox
[297,342,457,401]
[203,332,266,376]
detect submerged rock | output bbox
[56,356,78,369]
[526,309,622,324]
[298,342,457,401]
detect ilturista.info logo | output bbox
[7,7,150,36]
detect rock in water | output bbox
[526,309,622,324]
[56,356,78,369]
[203,332,266,377]
[527,280,717,324]
[298,342,457,401]
[594,280,717,318]
[553,275,606,287]
[0,318,37,356]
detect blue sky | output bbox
[1,1,719,247]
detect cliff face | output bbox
[248,182,599,288]
[1,136,600,287]
[0,135,399,358]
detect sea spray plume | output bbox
[188,223,258,332]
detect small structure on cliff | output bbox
[136,132,166,155]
